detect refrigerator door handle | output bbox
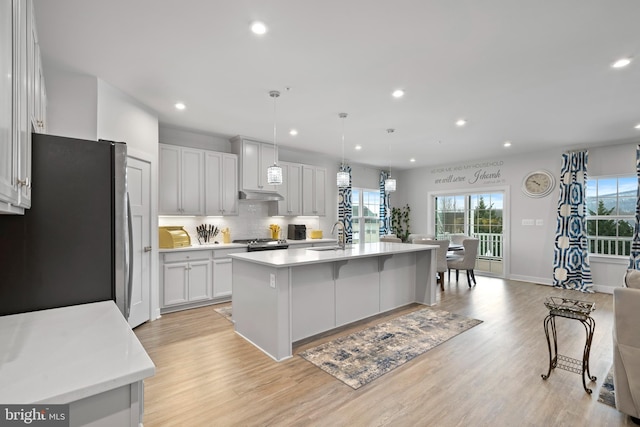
[126,192,134,319]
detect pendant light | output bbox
[266,90,283,185]
[384,128,396,192]
[337,113,350,187]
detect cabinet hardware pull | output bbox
[144,246,152,252]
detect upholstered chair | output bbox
[414,239,449,291]
[447,238,479,287]
[613,270,640,424]
[380,236,402,243]
[449,233,470,255]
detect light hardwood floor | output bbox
[135,277,631,426]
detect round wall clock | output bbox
[522,170,556,198]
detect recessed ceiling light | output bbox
[455,119,467,127]
[410,158,416,163]
[251,21,267,35]
[612,57,632,68]
[289,129,298,136]
[392,89,405,98]
[635,123,640,129]
[503,141,512,147]
[175,102,186,110]
[354,145,362,150]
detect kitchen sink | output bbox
[306,246,349,251]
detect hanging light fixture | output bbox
[336,112,350,187]
[385,128,396,192]
[266,90,283,185]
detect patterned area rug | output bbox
[598,365,615,408]
[299,307,482,389]
[214,306,232,323]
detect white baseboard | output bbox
[508,274,553,286]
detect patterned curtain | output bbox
[553,150,593,292]
[338,164,353,244]
[380,171,391,235]
[629,145,640,269]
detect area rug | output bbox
[214,306,232,323]
[598,365,615,408]
[299,307,482,389]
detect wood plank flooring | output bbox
[134,277,631,426]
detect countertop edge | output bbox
[229,243,436,267]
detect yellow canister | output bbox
[309,230,323,239]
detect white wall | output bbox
[159,125,231,152]
[43,63,97,140]
[396,141,640,292]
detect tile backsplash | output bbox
[159,201,327,244]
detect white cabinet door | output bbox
[213,258,232,298]
[15,0,30,208]
[242,139,261,191]
[314,167,326,216]
[159,144,181,214]
[205,152,238,216]
[159,144,205,215]
[163,262,189,306]
[187,260,212,302]
[180,148,204,215]
[221,153,238,215]
[0,0,18,207]
[302,166,326,216]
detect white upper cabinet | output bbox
[302,165,326,216]
[0,0,41,214]
[0,0,18,209]
[159,144,205,215]
[205,151,238,216]
[231,137,279,192]
[269,161,302,216]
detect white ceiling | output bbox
[34,0,640,170]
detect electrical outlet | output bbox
[522,219,534,226]
[269,273,276,288]
[535,219,543,226]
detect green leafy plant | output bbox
[391,204,411,242]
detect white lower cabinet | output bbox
[161,247,246,313]
[161,250,212,311]
[213,258,232,298]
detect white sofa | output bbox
[613,270,640,424]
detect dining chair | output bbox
[380,236,402,243]
[447,238,479,287]
[414,239,449,291]
[449,233,470,255]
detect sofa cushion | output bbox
[625,269,640,289]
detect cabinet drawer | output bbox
[213,248,247,259]
[163,250,211,263]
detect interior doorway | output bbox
[434,191,505,276]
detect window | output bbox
[352,188,380,243]
[586,176,636,256]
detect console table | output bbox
[541,297,597,393]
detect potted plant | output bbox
[391,204,411,242]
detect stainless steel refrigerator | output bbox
[0,133,132,318]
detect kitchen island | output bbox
[229,242,437,361]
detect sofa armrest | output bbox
[614,288,640,348]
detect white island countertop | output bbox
[0,301,155,404]
[229,242,436,267]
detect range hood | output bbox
[238,191,284,201]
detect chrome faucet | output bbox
[331,220,346,249]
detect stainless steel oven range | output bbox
[233,238,289,252]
